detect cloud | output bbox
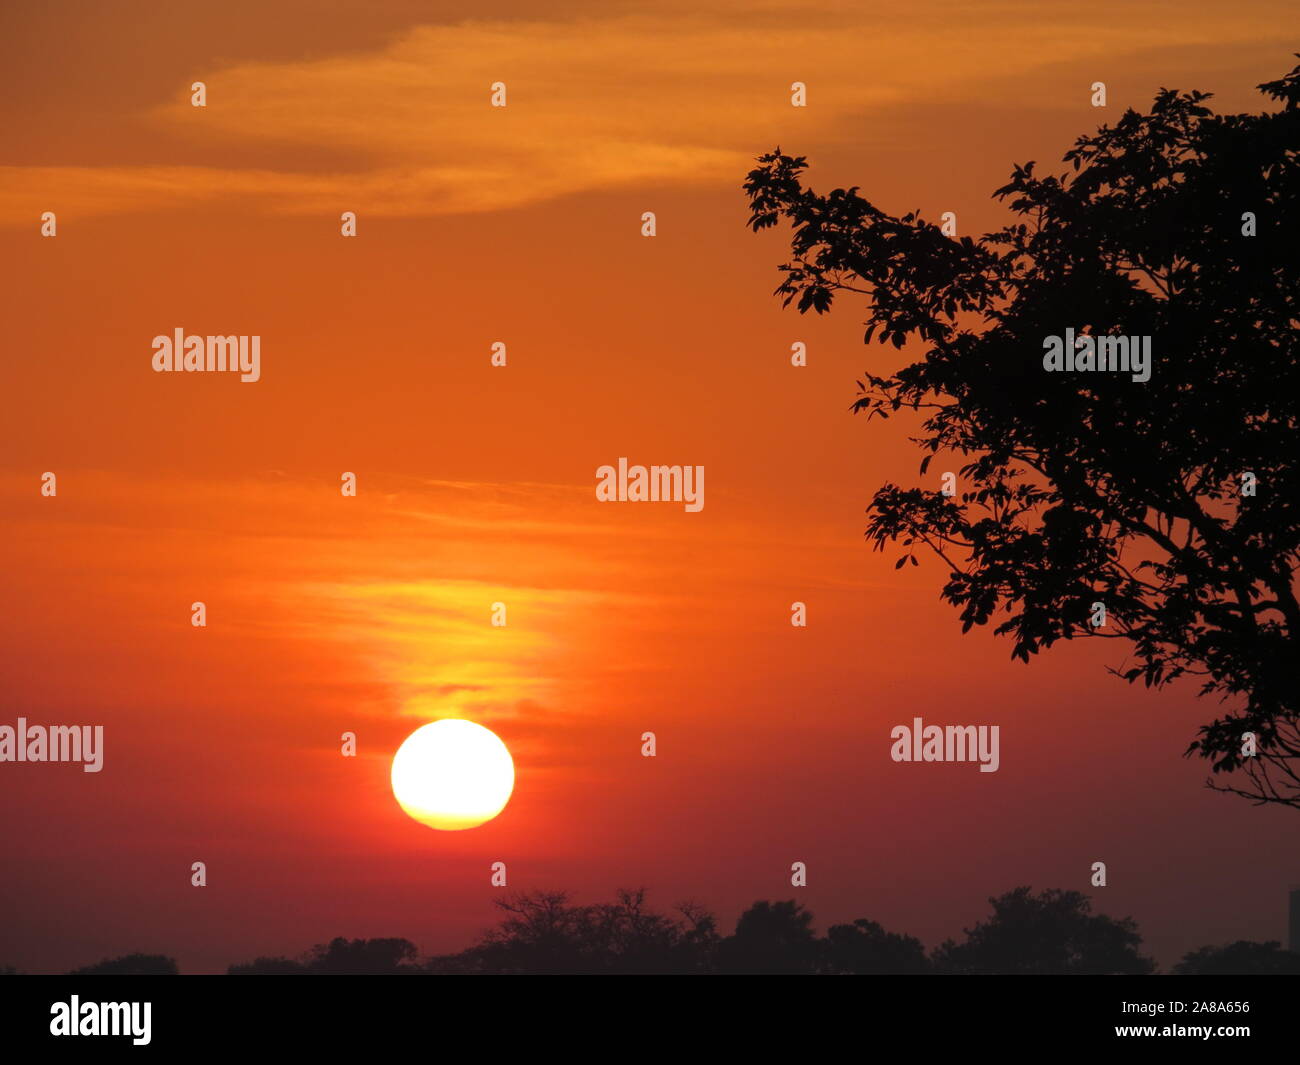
[2,4,1286,224]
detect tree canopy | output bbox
[51,886,1296,975]
[744,61,1300,809]
[1173,939,1300,974]
[931,887,1154,974]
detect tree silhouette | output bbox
[825,918,931,974]
[456,889,594,973]
[217,886,1300,976]
[228,956,309,975]
[305,937,419,974]
[931,887,1154,974]
[1174,939,1300,974]
[69,953,178,975]
[433,889,719,974]
[228,937,418,974]
[744,61,1300,810]
[717,900,819,974]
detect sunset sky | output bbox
[2,0,1297,973]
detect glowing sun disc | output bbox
[391,720,515,831]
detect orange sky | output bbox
[2,0,1297,972]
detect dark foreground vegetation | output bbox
[11,886,1300,975]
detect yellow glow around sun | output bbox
[391,719,515,831]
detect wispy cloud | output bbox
[2,4,1284,224]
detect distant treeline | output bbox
[11,887,1300,975]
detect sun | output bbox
[390,719,515,831]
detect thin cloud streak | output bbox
[1,6,1285,223]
